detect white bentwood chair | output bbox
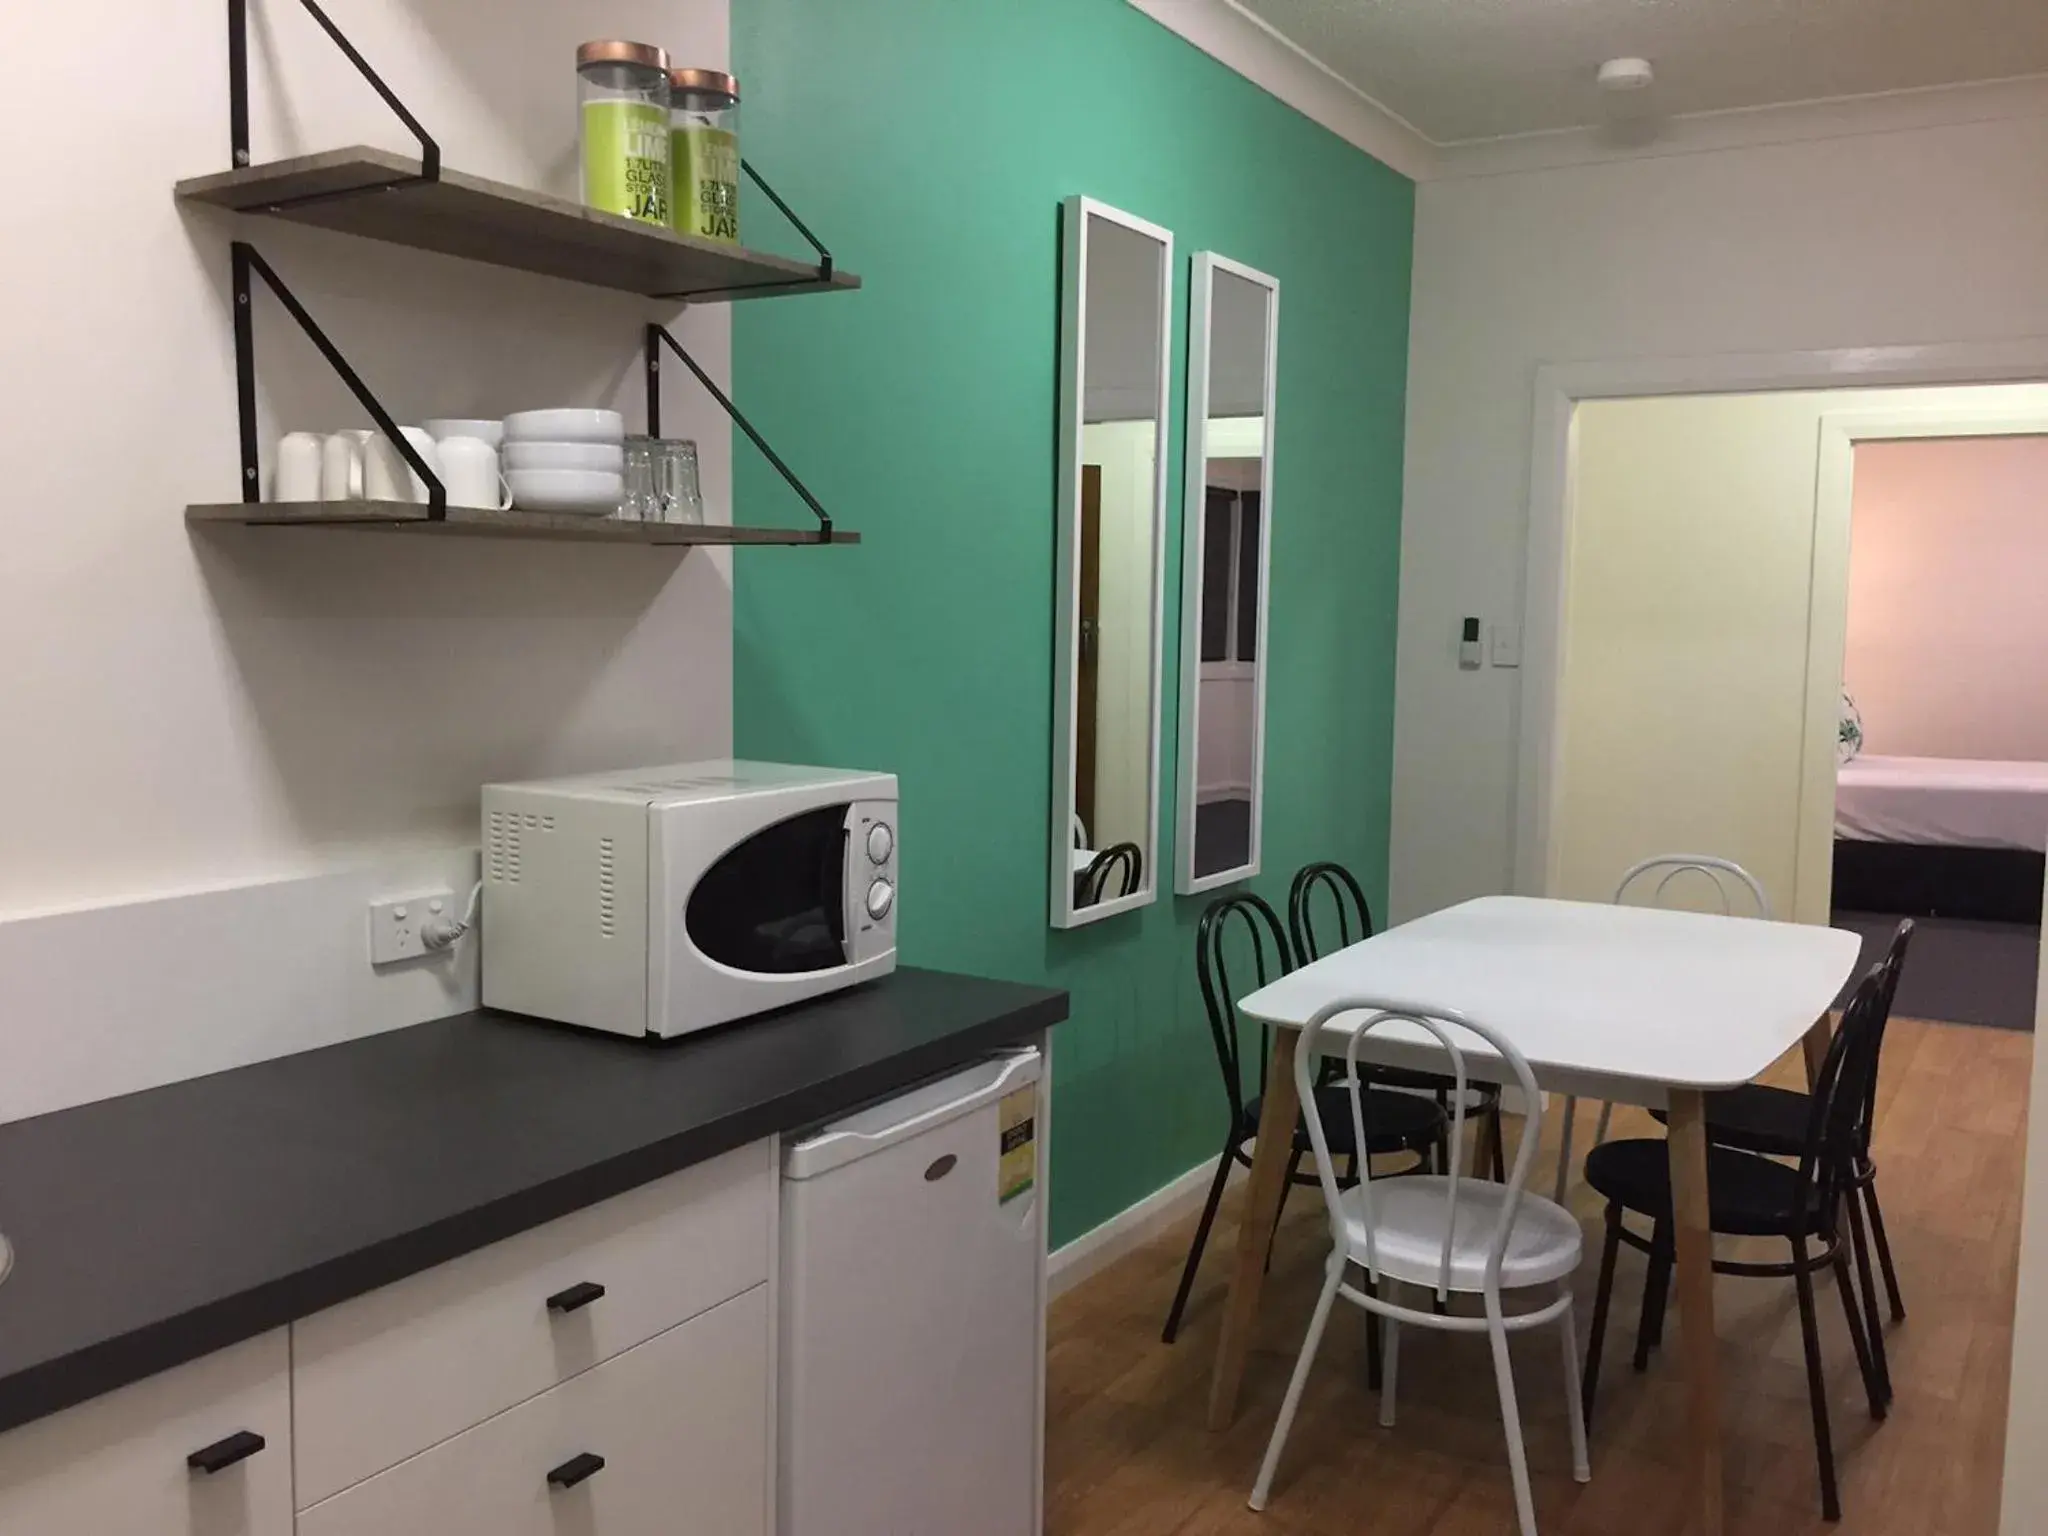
[1551,853,1774,1204]
[1250,999,1590,1536]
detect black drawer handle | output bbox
[546,1280,607,1314]
[547,1451,606,1490]
[187,1430,266,1475]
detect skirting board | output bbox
[1048,1153,1245,1299]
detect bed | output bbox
[1834,755,2048,923]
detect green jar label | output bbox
[673,126,740,243]
[583,100,671,225]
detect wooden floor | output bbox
[1047,1018,2030,1536]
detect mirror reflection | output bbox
[1053,201,1171,926]
[1177,259,1277,892]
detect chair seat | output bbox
[1334,1175,1582,1291]
[1647,1082,1808,1158]
[1363,1064,1502,1109]
[1584,1138,1824,1238]
[1244,1082,1445,1157]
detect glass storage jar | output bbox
[669,68,740,243]
[577,40,671,227]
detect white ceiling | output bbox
[1237,0,2048,145]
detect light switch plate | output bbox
[368,890,455,966]
[1489,623,1522,668]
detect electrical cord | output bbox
[421,881,483,952]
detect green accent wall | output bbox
[733,0,1413,1248]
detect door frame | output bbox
[1514,336,2048,898]
[1792,404,2048,920]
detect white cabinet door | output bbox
[294,1140,772,1506]
[298,1285,769,1536]
[0,1332,290,1536]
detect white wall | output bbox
[0,0,734,1115]
[1846,435,2048,760]
[1394,107,2048,920]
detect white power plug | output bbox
[368,890,455,966]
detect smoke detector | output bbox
[1597,57,1655,93]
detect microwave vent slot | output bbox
[597,837,618,938]
[487,810,522,884]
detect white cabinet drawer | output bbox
[298,1283,770,1536]
[0,1331,290,1536]
[293,1140,772,1506]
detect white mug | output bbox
[320,432,364,500]
[437,436,512,510]
[363,427,441,503]
[273,432,324,502]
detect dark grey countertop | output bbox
[0,967,1066,1434]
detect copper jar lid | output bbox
[670,67,740,106]
[576,40,669,73]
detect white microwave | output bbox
[481,761,897,1038]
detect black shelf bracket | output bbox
[652,160,837,301]
[232,240,446,516]
[646,323,834,542]
[228,0,439,204]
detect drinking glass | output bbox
[655,438,703,523]
[620,436,658,520]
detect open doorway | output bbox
[1833,433,2048,1031]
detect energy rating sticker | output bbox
[999,1087,1036,1204]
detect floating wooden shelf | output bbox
[176,148,861,302]
[187,501,859,546]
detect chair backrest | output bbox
[1287,861,1375,963]
[1292,996,1544,1301]
[1613,854,1773,919]
[1797,963,1890,1230]
[1194,892,1295,1129]
[1083,842,1142,903]
[1853,918,1915,1158]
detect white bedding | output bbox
[1835,755,2048,852]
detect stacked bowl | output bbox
[503,409,625,515]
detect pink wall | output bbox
[1846,435,2048,761]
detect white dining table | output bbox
[1208,894,1862,1536]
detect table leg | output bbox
[1666,1090,1725,1536]
[1206,1024,1302,1430]
[1801,1012,1833,1091]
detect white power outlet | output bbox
[368,890,456,966]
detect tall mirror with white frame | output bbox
[1175,254,1277,894]
[1051,197,1173,928]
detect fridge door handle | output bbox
[792,1051,1038,1163]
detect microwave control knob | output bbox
[866,823,894,865]
[865,878,895,921]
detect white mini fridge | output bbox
[779,1046,1046,1536]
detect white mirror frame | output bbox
[1050,196,1174,929]
[1174,253,1278,895]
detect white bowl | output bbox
[502,408,625,445]
[508,468,623,516]
[503,441,625,474]
[424,418,503,448]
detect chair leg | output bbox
[1379,1309,1401,1428]
[1486,1297,1540,1536]
[1634,1223,1672,1372]
[1864,1177,1907,1322]
[1553,1095,1579,1204]
[1843,1187,1893,1410]
[1490,1104,1507,1182]
[1831,1244,1886,1423]
[1583,1204,1623,1431]
[1249,1253,1345,1511]
[1363,1276,1383,1391]
[1161,1141,1235,1344]
[1792,1237,1842,1522]
[1265,1146,1306,1273]
[1556,1285,1593,1483]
